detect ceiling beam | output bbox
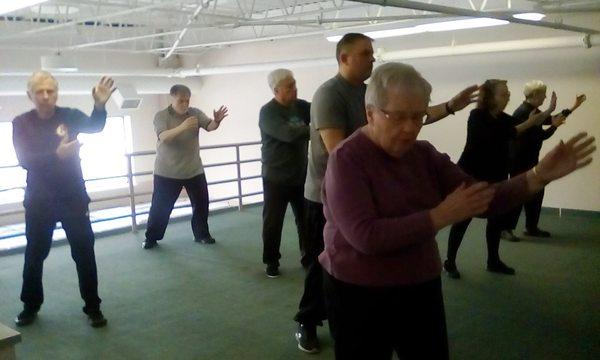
[353,0,599,34]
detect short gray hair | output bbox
[365,62,431,108]
[523,80,546,98]
[27,71,58,93]
[267,68,294,93]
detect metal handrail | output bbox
[0,141,264,238]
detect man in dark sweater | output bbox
[12,71,115,327]
[501,81,586,240]
[259,69,310,278]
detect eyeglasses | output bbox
[377,107,427,125]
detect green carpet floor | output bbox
[0,206,598,359]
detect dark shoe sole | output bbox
[15,313,37,326]
[266,272,280,278]
[295,332,320,354]
[89,318,107,328]
[195,237,216,244]
[142,241,158,249]
[443,261,461,279]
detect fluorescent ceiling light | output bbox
[417,18,509,32]
[513,13,546,21]
[0,0,49,15]
[326,18,509,42]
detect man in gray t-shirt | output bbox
[142,84,228,249]
[294,33,480,354]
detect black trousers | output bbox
[504,188,545,232]
[21,200,101,311]
[323,272,449,360]
[261,178,306,266]
[294,199,327,326]
[447,215,504,265]
[145,174,211,242]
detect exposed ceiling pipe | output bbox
[353,0,599,35]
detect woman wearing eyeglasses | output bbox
[319,63,595,359]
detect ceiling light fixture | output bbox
[0,0,49,16]
[326,17,509,42]
[41,53,79,73]
[513,13,546,21]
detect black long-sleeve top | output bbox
[259,99,310,186]
[12,106,107,207]
[509,101,557,173]
[457,108,517,183]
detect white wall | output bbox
[182,34,600,212]
[1,14,599,212]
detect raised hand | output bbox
[572,94,586,111]
[547,91,557,113]
[56,135,82,160]
[181,116,199,131]
[430,182,495,230]
[536,132,596,183]
[213,105,229,124]
[92,76,116,107]
[448,85,479,113]
[55,124,69,140]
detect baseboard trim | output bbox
[541,207,600,218]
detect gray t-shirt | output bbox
[153,105,212,179]
[304,74,367,203]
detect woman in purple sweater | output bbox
[319,62,595,360]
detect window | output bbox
[79,116,133,192]
[0,116,133,204]
[0,122,26,205]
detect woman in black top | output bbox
[501,81,586,240]
[444,79,556,278]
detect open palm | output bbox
[92,76,116,106]
[537,132,595,182]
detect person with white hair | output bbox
[500,80,586,241]
[12,71,115,327]
[294,33,479,354]
[259,68,310,278]
[320,62,595,359]
[444,79,561,279]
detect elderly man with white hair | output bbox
[259,68,310,278]
[12,71,115,327]
[319,62,595,359]
[501,80,586,241]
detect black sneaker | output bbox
[524,228,551,238]
[295,323,320,354]
[501,230,521,242]
[195,236,216,244]
[85,309,107,328]
[15,308,39,326]
[265,264,280,278]
[443,260,461,279]
[487,260,516,275]
[142,239,158,249]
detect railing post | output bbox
[235,145,243,210]
[126,154,138,232]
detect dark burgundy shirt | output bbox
[319,130,530,287]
